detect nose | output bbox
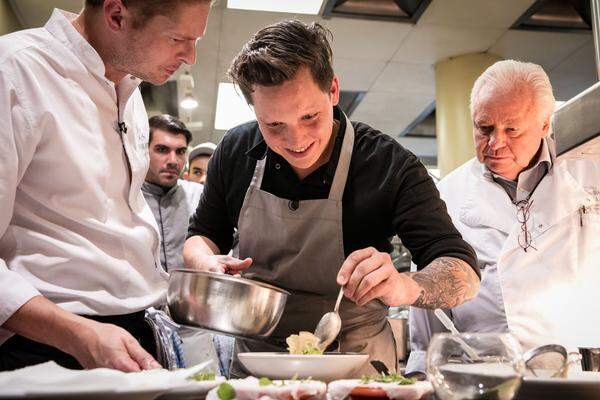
[166,151,178,165]
[285,126,305,147]
[488,129,507,150]
[180,41,197,65]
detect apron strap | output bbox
[329,113,355,202]
[250,157,267,190]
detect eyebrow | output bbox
[169,31,199,41]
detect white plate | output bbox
[238,352,368,382]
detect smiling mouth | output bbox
[285,142,314,154]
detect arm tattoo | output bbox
[410,257,479,309]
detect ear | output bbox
[183,171,189,180]
[103,0,128,32]
[330,75,340,107]
[541,115,551,138]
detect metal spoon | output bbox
[314,286,344,351]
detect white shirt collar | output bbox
[44,8,141,87]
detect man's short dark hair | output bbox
[84,0,210,28]
[228,20,334,104]
[148,114,192,145]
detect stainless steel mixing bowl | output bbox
[167,269,290,338]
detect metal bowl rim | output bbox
[169,268,291,295]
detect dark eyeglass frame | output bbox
[514,199,537,252]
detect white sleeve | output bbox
[0,70,42,332]
[405,307,449,374]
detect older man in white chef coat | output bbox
[0,0,211,372]
[406,60,600,374]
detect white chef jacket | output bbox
[0,9,167,344]
[406,139,600,373]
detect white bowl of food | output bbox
[237,352,368,382]
[240,331,368,382]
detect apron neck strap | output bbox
[328,113,354,201]
[250,112,355,200]
[252,156,267,190]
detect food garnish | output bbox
[259,377,273,386]
[360,372,416,385]
[286,331,324,355]
[217,382,236,400]
[188,371,217,381]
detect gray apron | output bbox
[231,114,396,378]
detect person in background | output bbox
[406,60,600,375]
[185,142,217,185]
[0,0,211,372]
[143,115,203,271]
[142,114,224,373]
[184,19,480,377]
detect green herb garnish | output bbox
[301,346,322,355]
[187,371,216,381]
[360,372,416,385]
[217,382,236,400]
[259,377,273,386]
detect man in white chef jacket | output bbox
[0,0,211,372]
[406,60,600,374]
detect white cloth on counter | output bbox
[0,8,167,343]
[0,360,221,397]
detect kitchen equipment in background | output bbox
[554,0,600,160]
[314,286,344,351]
[167,269,289,338]
[237,352,369,382]
[387,307,409,362]
[579,347,600,372]
[522,344,582,379]
[427,332,524,400]
[390,236,411,272]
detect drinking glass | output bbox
[427,333,525,400]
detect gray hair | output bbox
[470,60,555,123]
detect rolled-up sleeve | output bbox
[0,72,41,331]
[392,153,479,276]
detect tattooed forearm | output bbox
[409,257,479,309]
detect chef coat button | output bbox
[538,224,543,229]
[288,199,299,211]
[275,163,281,170]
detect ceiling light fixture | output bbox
[180,91,199,110]
[227,0,324,14]
[179,70,199,110]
